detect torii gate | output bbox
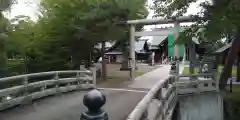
[125,16,196,81]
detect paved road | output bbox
[0,89,146,120]
[129,65,172,89]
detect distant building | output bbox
[96,27,206,64]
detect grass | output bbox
[97,71,146,86]
[225,85,240,101]
[183,66,237,77]
[136,72,145,76]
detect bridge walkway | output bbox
[0,65,172,120]
[0,89,145,120]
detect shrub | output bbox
[7,59,25,76]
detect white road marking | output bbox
[98,88,148,93]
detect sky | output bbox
[4,0,205,34]
[5,0,205,21]
[4,0,206,41]
[4,0,40,21]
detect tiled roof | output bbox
[151,35,168,46]
[106,51,123,55]
[135,40,147,52]
[214,43,232,53]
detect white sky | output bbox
[4,0,206,41]
[4,0,205,33]
[5,0,205,20]
[4,0,40,21]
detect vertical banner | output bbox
[168,34,174,57]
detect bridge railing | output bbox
[0,68,96,111]
[126,75,178,120]
[126,69,219,120]
[177,73,218,94]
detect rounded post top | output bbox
[83,89,106,113]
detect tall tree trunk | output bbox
[237,54,240,82]
[120,41,130,70]
[219,35,240,90]
[101,41,107,80]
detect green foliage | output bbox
[23,0,148,72]
[7,59,24,76]
[0,0,15,11]
[152,0,197,18]
[3,0,148,74]
[7,15,34,58]
[0,15,11,77]
[152,0,240,92]
[152,0,240,44]
[0,0,15,77]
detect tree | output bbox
[32,0,148,77]
[0,0,15,77]
[7,15,34,58]
[152,0,240,90]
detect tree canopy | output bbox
[152,0,240,90]
[0,0,16,77]
[5,0,148,73]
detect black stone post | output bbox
[80,89,108,120]
[170,62,177,74]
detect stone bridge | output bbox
[0,63,224,120]
[0,89,146,120]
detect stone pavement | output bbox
[98,64,184,90]
[129,65,172,89]
[129,64,184,89]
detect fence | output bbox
[0,68,96,111]
[177,73,218,94]
[126,75,178,120]
[126,69,218,120]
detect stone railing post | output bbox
[170,62,177,75]
[80,65,85,78]
[41,84,46,91]
[22,76,31,104]
[22,76,28,96]
[76,71,81,84]
[91,67,97,86]
[80,89,108,120]
[54,72,60,94]
[155,87,162,100]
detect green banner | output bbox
[167,28,185,57]
[168,34,174,57]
